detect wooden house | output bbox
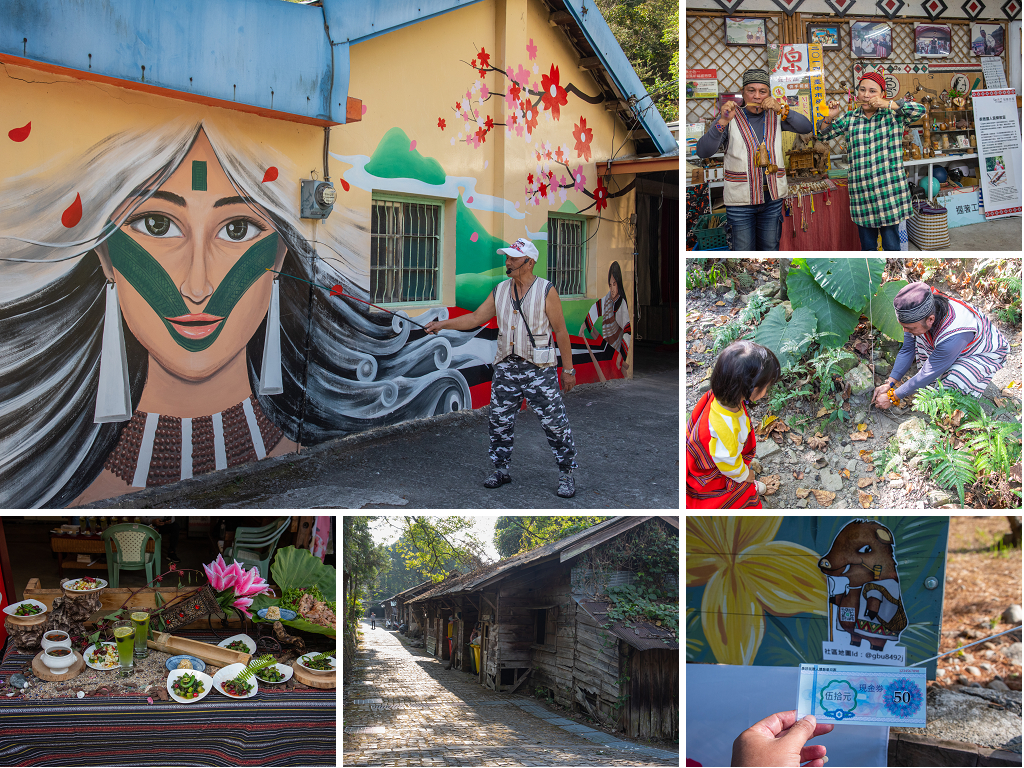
[407,516,678,740]
[391,578,440,636]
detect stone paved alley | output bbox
[343,619,679,767]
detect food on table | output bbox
[221,677,254,697]
[173,673,205,699]
[15,603,43,616]
[47,648,72,657]
[224,640,250,652]
[301,654,335,671]
[87,644,118,667]
[177,659,194,670]
[46,633,66,641]
[266,606,281,621]
[65,577,103,591]
[256,665,284,682]
[297,592,336,630]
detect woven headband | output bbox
[895,292,936,323]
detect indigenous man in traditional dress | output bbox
[872,282,1009,411]
[817,72,926,250]
[695,68,814,250]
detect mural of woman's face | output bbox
[98,131,286,381]
[608,275,619,301]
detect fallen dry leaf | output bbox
[994,397,1006,407]
[858,490,873,508]
[853,340,870,355]
[812,489,837,507]
[888,472,901,480]
[795,488,811,499]
[816,407,831,418]
[789,433,803,446]
[857,423,868,431]
[850,430,871,442]
[762,475,781,496]
[716,301,726,306]
[807,432,829,450]
[841,468,851,479]
[730,307,740,316]
[858,477,874,488]
[691,342,706,355]
[864,463,875,472]
[859,449,874,460]
[793,470,805,480]
[906,484,913,494]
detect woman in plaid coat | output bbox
[817,73,926,251]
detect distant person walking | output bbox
[370,613,376,630]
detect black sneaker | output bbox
[557,472,576,498]
[483,469,512,489]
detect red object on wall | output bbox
[61,193,83,228]
[779,185,862,251]
[8,121,31,142]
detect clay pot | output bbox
[939,122,948,131]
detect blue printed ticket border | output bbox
[797,664,927,727]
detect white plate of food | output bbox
[167,669,214,704]
[3,599,47,618]
[217,634,256,655]
[84,641,119,670]
[61,577,107,593]
[254,662,292,685]
[296,653,336,675]
[212,663,259,699]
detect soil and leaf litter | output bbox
[685,257,1022,509]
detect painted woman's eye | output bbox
[217,219,262,242]
[130,215,182,238]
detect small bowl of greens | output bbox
[213,663,260,699]
[255,663,293,684]
[168,669,213,703]
[297,653,336,675]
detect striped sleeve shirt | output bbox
[708,397,752,481]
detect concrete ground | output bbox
[82,342,679,509]
[908,216,1022,250]
[344,619,678,767]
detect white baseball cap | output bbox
[497,238,539,261]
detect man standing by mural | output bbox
[425,238,578,498]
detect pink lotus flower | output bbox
[203,554,235,592]
[232,596,254,618]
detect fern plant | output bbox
[912,383,983,421]
[965,417,1022,476]
[739,293,773,325]
[710,321,749,354]
[920,444,977,507]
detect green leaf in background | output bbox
[250,547,336,637]
[787,266,860,349]
[807,258,885,313]
[752,305,818,369]
[868,279,909,342]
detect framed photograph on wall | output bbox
[807,24,841,50]
[725,17,767,47]
[851,22,891,59]
[970,23,1005,56]
[915,24,952,58]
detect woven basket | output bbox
[906,201,951,250]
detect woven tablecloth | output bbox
[0,630,336,766]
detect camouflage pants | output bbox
[488,356,578,471]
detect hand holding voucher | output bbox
[797,664,926,727]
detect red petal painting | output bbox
[339,178,350,192]
[61,193,83,228]
[330,284,344,297]
[262,167,279,183]
[8,122,31,142]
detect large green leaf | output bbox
[250,547,336,638]
[787,266,860,349]
[868,279,908,342]
[752,305,818,369]
[807,258,884,312]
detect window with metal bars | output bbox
[546,216,586,296]
[370,198,441,304]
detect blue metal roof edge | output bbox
[322,0,486,45]
[562,0,677,156]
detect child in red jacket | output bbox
[686,341,781,508]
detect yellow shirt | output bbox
[708,397,751,481]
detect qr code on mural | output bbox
[840,607,856,622]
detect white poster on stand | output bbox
[972,88,1023,219]
[687,664,890,767]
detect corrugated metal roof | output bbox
[574,598,678,651]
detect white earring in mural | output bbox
[94,281,132,423]
[259,278,284,395]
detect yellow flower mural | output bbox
[687,517,827,665]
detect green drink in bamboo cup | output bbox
[131,610,150,659]
[113,620,135,677]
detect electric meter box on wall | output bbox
[300,179,336,219]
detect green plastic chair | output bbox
[223,517,291,578]
[101,523,161,588]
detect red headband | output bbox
[859,72,886,94]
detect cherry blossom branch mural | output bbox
[438,40,633,214]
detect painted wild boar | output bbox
[818,519,907,650]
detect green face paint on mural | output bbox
[106,226,278,353]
